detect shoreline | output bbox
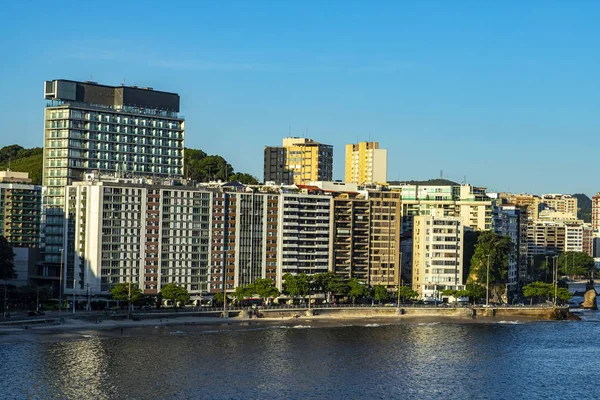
[0,312,555,343]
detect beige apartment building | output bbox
[344,141,387,185]
[263,137,333,185]
[394,184,493,233]
[539,194,578,219]
[412,213,464,300]
[331,189,401,289]
[592,193,600,232]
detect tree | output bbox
[0,236,16,280]
[557,287,572,303]
[556,252,595,277]
[228,173,259,185]
[282,273,310,300]
[347,278,369,304]
[465,283,486,304]
[522,282,552,305]
[213,292,227,305]
[373,285,389,304]
[248,278,280,303]
[232,285,252,302]
[312,272,348,301]
[469,231,513,284]
[441,289,457,297]
[397,286,419,303]
[160,283,191,307]
[109,283,144,305]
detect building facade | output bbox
[0,172,42,248]
[592,193,600,233]
[264,137,333,185]
[42,79,185,278]
[412,213,464,300]
[275,191,333,289]
[344,141,387,185]
[539,194,578,219]
[63,177,210,300]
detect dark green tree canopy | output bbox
[282,273,310,298]
[160,283,191,305]
[373,285,389,303]
[347,278,369,303]
[109,283,144,304]
[469,231,514,284]
[0,236,16,280]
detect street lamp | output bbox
[127,254,133,320]
[552,255,558,306]
[58,248,63,322]
[486,254,491,306]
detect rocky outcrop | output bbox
[581,290,597,310]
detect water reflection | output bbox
[0,320,599,399]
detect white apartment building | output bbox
[64,177,211,300]
[276,192,333,289]
[412,213,464,300]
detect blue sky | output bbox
[1,0,599,196]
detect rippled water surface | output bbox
[1,316,600,399]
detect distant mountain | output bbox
[0,144,258,186]
[388,178,460,186]
[572,193,592,223]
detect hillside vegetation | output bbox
[572,193,592,223]
[0,145,259,186]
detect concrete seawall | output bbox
[259,306,570,320]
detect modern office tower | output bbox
[264,137,333,185]
[493,203,524,292]
[394,184,493,233]
[0,171,42,248]
[42,79,184,274]
[344,141,387,185]
[539,194,578,219]
[412,213,464,300]
[592,193,600,232]
[63,176,210,301]
[275,190,333,289]
[208,184,280,293]
[331,189,402,289]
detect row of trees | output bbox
[109,282,190,308]
[212,273,421,306]
[522,282,572,305]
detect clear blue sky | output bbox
[1,0,599,196]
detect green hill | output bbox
[0,145,43,185]
[572,193,592,223]
[388,178,460,186]
[0,145,258,186]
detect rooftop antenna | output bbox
[440,169,443,179]
[463,175,467,184]
[122,79,126,86]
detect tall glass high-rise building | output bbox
[42,80,185,288]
